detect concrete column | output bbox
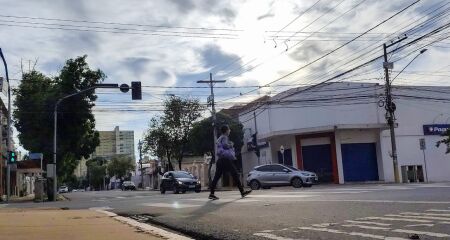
[334,130,345,184]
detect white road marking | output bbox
[298,226,408,240]
[405,224,434,227]
[249,195,318,198]
[393,229,450,238]
[362,217,432,223]
[141,203,201,208]
[113,215,193,240]
[427,209,450,212]
[116,196,126,199]
[345,220,391,226]
[401,212,450,217]
[253,232,302,240]
[440,221,450,225]
[186,198,260,203]
[312,223,337,228]
[270,191,370,194]
[277,199,450,204]
[342,224,390,230]
[0,204,8,208]
[386,214,450,221]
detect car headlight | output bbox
[177,181,183,185]
[300,173,311,177]
[197,180,201,184]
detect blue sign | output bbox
[423,124,450,135]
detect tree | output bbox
[14,56,104,183]
[187,112,244,159]
[437,129,450,153]
[143,118,175,171]
[86,158,106,190]
[143,96,204,171]
[107,155,135,181]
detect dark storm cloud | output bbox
[289,42,325,63]
[200,44,242,71]
[123,57,153,74]
[167,0,196,14]
[167,0,237,22]
[257,12,275,21]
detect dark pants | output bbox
[210,158,244,194]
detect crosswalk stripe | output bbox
[141,203,201,208]
[342,224,390,230]
[253,232,300,240]
[362,217,432,223]
[386,214,450,221]
[345,220,391,226]
[401,212,450,217]
[393,229,450,238]
[298,227,408,240]
[427,209,450,212]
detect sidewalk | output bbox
[0,208,166,240]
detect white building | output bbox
[240,82,450,184]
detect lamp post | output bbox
[52,84,121,201]
[0,48,12,202]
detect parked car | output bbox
[121,181,136,191]
[160,171,201,194]
[247,164,318,190]
[58,185,69,193]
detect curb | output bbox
[95,210,193,240]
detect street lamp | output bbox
[0,48,12,202]
[52,83,140,201]
[390,49,428,84]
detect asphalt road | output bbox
[4,183,450,240]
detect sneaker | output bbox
[208,194,219,200]
[241,190,252,198]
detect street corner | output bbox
[0,208,170,240]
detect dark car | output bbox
[160,171,201,194]
[121,181,136,191]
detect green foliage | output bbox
[188,112,244,158]
[437,129,450,154]
[86,158,106,190]
[13,55,104,182]
[107,155,135,180]
[143,96,204,170]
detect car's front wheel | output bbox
[173,187,179,194]
[249,180,261,190]
[160,187,166,194]
[291,177,303,188]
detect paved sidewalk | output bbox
[0,208,165,240]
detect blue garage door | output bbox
[302,144,333,183]
[341,143,379,182]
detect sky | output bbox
[0,0,449,160]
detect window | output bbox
[256,165,273,172]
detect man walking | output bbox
[209,125,251,200]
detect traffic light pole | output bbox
[253,111,260,165]
[0,48,12,202]
[52,84,127,201]
[197,73,225,187]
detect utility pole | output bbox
[138,140,143,189]
[0,49,12,202]
[197,73,225,186]
[253,111,260,165]
[382,37,406,183]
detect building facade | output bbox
[240,82,450,184]
[94,126,135,159]
[73,126,135,180]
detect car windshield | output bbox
[173,172,194,179]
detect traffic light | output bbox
[251,133,260,158]
[131,81,142,100]
[8,151,16,164]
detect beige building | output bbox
[74,126,135,179]
[93,126,135,160]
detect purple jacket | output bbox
[217,135,236,160]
